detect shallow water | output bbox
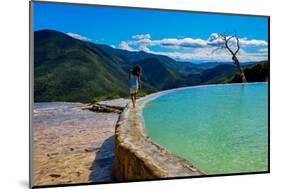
[143,83,268,174]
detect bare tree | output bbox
[213,33,247,83]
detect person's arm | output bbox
[128,71,131,80]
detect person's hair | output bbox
[132,65,141,76]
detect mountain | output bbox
[34,30,129,102]
[228,61,269,83]
[200,64,237,84]
[34,29,267,103]
[170,62,203,75]
[199,61,269,84]
[34,30,192,102]
[97,44,177,66]
[129,58,191,91]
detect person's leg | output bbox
[133,93,137,107]
[130,93,135,108]
[133,92,137,108]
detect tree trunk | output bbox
[240,72,247,83]
[232,55,247,83]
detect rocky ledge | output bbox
[113,101,204,181]
[32,100,129,186]
[83,99,129,114]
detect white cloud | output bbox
[128,36,207,48]
[240,38,268,46]
[207,34,268,47]
[161,38,207,48]
[117,33,268,62]
[132,34,151,39]
[145,47,267,62]
[125,33,268,50]
[138,44,150,52]
[119,41,137,51]
[128,38,153,46]
[67,32,92,41]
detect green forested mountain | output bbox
[35,31,126,102]
[34,30,268,103]
[34,30,190,102]
[229,61,269,83]
[200,64,236,84]
[130,58,191,91]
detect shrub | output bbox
[137,91,147,97]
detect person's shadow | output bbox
[88,135,115,183]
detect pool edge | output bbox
[112,102,205,181]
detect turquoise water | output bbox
[143,83,268,174]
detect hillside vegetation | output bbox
[228,61,268,83]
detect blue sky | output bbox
[34,2,269,62]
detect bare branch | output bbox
[226,36,234,43]
[211,33,239,57]
[224,36,235,56]
[234,36,240,55]
[217,33,226,40]
[211,32,247,82]
[211,45,225,54]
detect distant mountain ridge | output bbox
[34,30,268,102]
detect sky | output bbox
[34,2,269,63]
